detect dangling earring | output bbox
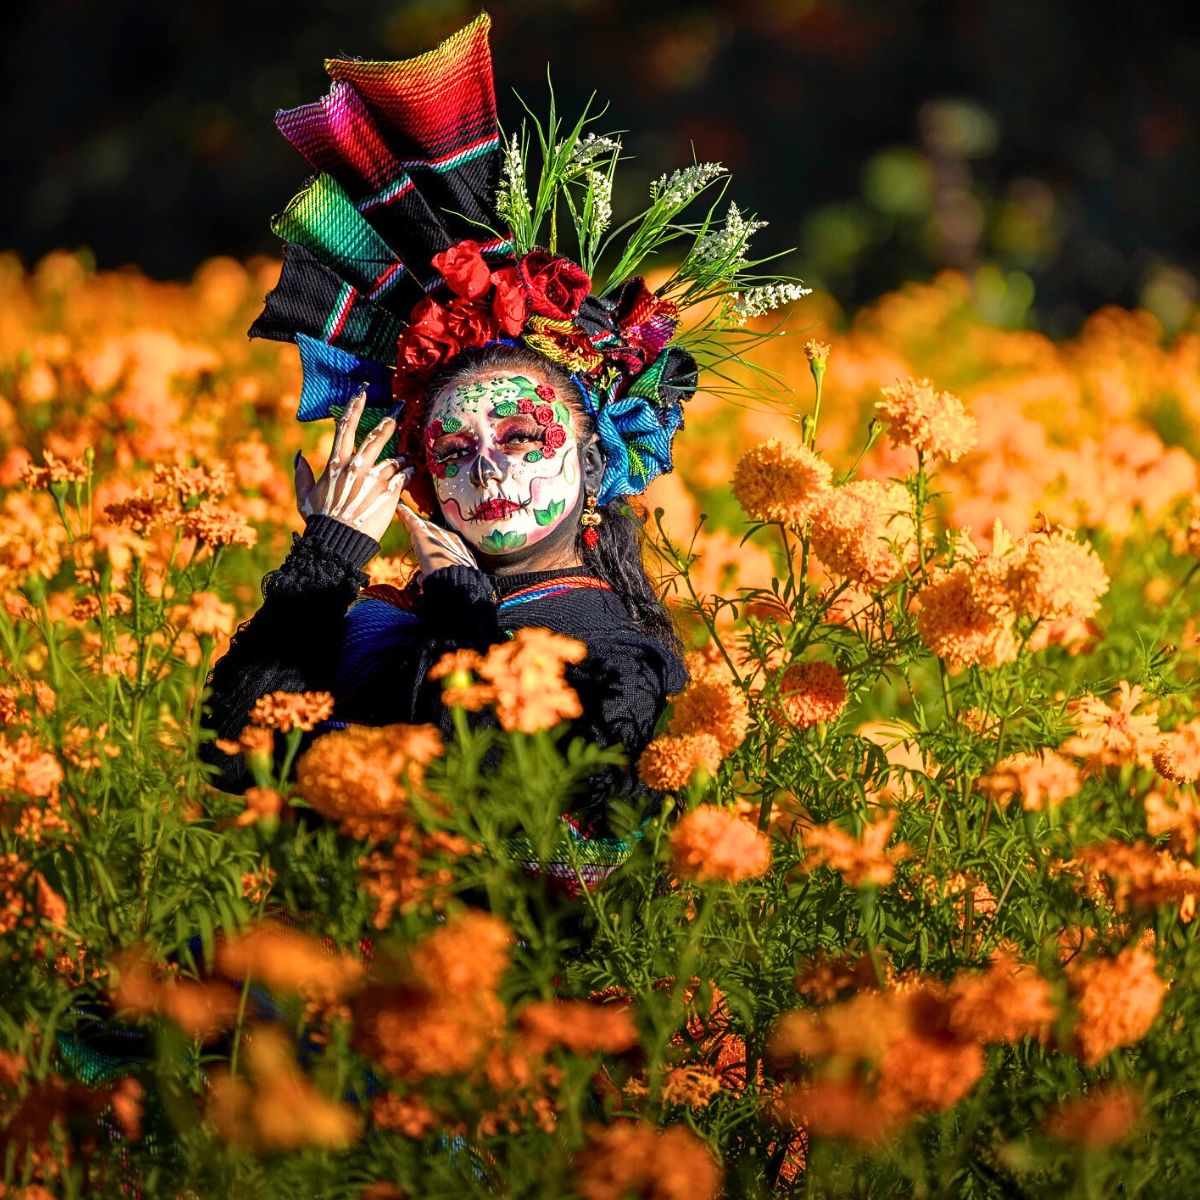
[580,493,603,549]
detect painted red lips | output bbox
[470,497,522,521]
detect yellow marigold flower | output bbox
[1152,719,1200,784]
[667,674,750,756]
[637,733,723,791]
[247,689,335,733]
[669,805,771,884]
[947,951,1058,1043]
[1044,1085,1142,1147]
[875,376,977,463]
[777,660,847,728]
[1008,529,1109,622]
[731,439,833,526]
[477,627,586,733]
[576,1121,722,1200]
[810,479,916,587]
[799,811,909,888]
[916,563,1018,669]
[518,999,639,1056]
[294,723,444,839]
[978,750,1081,811]
[1067,945,1165,1066]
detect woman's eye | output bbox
[501,428,543,447]
[432,442,473,463]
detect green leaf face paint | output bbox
[423,370,582,557]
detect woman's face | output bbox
[423,369,582,556]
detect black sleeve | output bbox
[197,514,379,794]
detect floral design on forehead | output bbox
[247,11,811,517]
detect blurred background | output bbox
[4,0,1198,335]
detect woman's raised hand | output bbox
[395,503,479,575]
[294,389,412,545]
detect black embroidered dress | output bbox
[200,514,687,834]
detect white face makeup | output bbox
[423,371,582,556]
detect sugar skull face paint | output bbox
[423,372,581,556]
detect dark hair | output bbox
[423,344,682,655]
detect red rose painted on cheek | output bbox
[432,240,491,300]
[544,423,567,450]
[518,250,592,320]
[533,403,555,426]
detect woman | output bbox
[199,342,687,834]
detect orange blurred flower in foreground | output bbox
[947,951,1058,1043]
[799,811,909,888]
[215,922,363,1003]
[1044,1085,1142,1147]
[875,376,977,464]
[575,1121,722,1200]
[731,439,833,526]
[247,689,335,733]
[1066,839,1200,915]
[108,949,239,1042]
[208,1026,360,1152]
[518,1000,639,1056]
[776,660,848,729]
[669,805,771,884]
[1067,946,1165,1065]
[978,750,1081,811]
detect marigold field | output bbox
[2,249,1200,1198]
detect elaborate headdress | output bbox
[250,13,809,514]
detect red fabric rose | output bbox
[518,250,592,320]
[533,403,555,426]
[544,422,567,450]
[444,298,498,347]
[432,240,491,300]
[517,397,535,414]
[490,266,528,336]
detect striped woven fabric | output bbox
[498,576,613,612]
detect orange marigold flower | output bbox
[916,563,1018,669]
[173,590,237,638]
[232,786,283,827]
[294,723,444,840]
[216,922,363,1002]
[20,449,90,489]
[774,1076,907,1145]
[947,951,1058,1043]
[731,439,833,526]
[247,689,334,733]
[518,1000,639,1056]
[153,462,234,500]
[1066,680,1160,762]
[109,949,239,1042]
[667,674,750,756]
[575,1121,722,1200]
[876,1028,985,1114]
[477,627,586,733]
[1008,529,1108,622]
[669,805,772,884]
[800,811,909,888]
[876,376,977,463]
[1067,946,1165,1065]
[978,750,1081,811]
[103,490,178,536]
[661,1065,723,1109]
[1067,839,1200,913]
[0,731,65,799]
[769,990,907,1065]
[1144,786,1200,854]
[810,480,917,587]
[428,648,485,680]
[1152,719,1200,784]
[208,1026,360,1152]
[637,733,723,791]
[777,660,847,728]
[409,911,513,996]
[371,1091,437,1139]
[1044,1085,1142,1147]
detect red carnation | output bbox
[444,298,498,348]
[544,423,567,450]
[518,250,591,320]
[535,384,556,402]
[517,397,535,414]
[533,403,555,426]
[432,240,491,300]
[490,266,528,336]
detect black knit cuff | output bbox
[301,514,380,571]
[418,566,500,643]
